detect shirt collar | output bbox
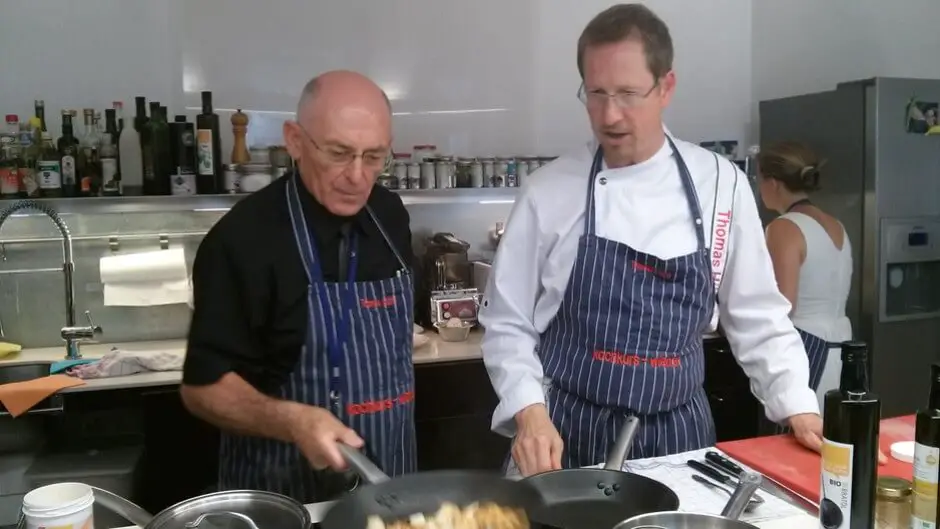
[293,171,380,241]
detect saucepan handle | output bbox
[604,416,640,471]
[90,486,154,528]
[338,444,391,484]
[185,512,261,529]
[720,471,762,519]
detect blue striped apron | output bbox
[539,138,716,467]
[217,175,417,503]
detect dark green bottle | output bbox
[144,105,171,195]
[819,341,879,529]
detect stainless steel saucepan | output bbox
[613,471,763,529]
[91,487,311,529]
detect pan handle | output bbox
[338,444,391,484]
[603,416,640,471]
[719,471,762,519]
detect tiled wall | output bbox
[0,191,514,349]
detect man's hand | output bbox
[788,413,887,464]
[286,403,364,471]
[789,413,823,452]
[512,404,564,476]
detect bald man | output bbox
[181,70,416,502]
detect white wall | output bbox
[751,0,940,137]
[1,0,934,159]
[0,0,751,160]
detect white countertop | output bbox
[0,329,485,394]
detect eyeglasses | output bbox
[578,82,659,110]
[295,123,391,169]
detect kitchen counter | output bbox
[0,330,485,393]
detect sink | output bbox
[0,362,63,417]
[0,362,52,384]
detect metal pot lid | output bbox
[148,490,310,529]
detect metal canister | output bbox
[480,158,495,188]
[420,159,436,189]
[435,156,455,189]
[406,162,421,189]
[223,164,240,193]
[517,157,530,185]
[393,161,408,188]
[469,158,484,188]
[455,158,474,188]
[505,158,518,188]
[376,172,399,189]
[493,157,512,188]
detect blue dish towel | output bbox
[49,359,97,375]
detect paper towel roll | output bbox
[100,248,192,307]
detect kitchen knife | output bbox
[687,459,735,485]
[705,450,745,477]
[688,460,765,503]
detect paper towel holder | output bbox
[107,235,172,253]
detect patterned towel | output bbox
[66,348,184,379]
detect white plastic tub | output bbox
[22,482,94,529]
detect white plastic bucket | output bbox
[22,482,95,529]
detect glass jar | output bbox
[875,476,911,529]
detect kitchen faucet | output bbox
[0,200,102,359]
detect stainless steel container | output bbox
[480,157,495,188]
[435,156,455,189]
[420,160,436,189]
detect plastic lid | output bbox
[5,114,18,123]
[890,441,915,463]
[877,476,912,499]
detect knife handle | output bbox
[705,450,745,477]
[687,459,732,485]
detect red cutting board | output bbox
[716,415,915,503]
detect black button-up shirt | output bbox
[183,172,414,392]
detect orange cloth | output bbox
[0,375,85,417]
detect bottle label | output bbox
[37,161,62,189]
[20,168,38,195]
[61,155,76,186]
[819,437,853,529]
[913,442,940,528]
[172,169,197,196]
[142,145,154,180]
[0,167,18,195]
[196,129,214,175]
[101,159,118,184]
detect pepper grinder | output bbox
[230,109,250,164]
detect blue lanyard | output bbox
[313,232,359,404]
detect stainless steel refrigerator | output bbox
[760,77,940,416]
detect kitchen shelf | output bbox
[0,187,520,217]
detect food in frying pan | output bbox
[365,501,529,529]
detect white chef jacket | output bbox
[480,133,820,437]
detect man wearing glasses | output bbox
[182,70,417,502]
[481,4,823,477]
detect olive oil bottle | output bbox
[819,341,880,529]
[912,363,940,528]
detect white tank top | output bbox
[778,212,853,343]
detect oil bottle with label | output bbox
[912,363,940,528]
[819,341,880,529]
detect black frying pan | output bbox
[523,416,680,529]
[320,445,544,529]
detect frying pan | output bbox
[320,445,544,529]
[613,471,763,528]
[523,416,680,529]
